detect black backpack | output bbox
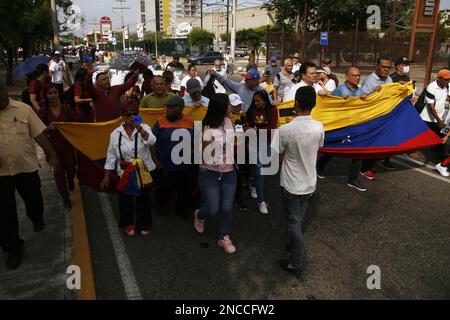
[414,89,434,114]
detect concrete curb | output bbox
[71,179,96,300]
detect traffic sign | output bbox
[320,32,328,46]
[112,37,117,45]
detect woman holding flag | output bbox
[100,97,157,237]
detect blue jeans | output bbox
[198,168,237,240]
[281,187,310,268]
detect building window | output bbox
[141,14,146,24]
[140,0,145,13]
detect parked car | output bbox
[235,45,249,57]
[188,51,223,65]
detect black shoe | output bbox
[33,220,45,232]
[317,167,325,179]
[63,198,72,209]
[235,199,248,211]
[278,259,303,277]
[377,160,396,170]
[347,179,367,192]
[68,179,75,191]
[6,250,23,270]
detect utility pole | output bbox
[113,0,130,51]
[50,0,60,50]
[86,18,99,49]
[226,0,230,45]
[201,0,203,29]
[230,0,236,59]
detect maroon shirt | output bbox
[73,80,94,122]
[38,105,77,154]
[85,73,138,122]
[28,79,50,109]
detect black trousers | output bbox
[118,188,152,231]
[317,154,362,181]
[155,169,194,216]
[0,171,44,254]
[235,163,251,202]
[426,121,446,161]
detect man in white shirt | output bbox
[291,52,302,74]
[273,85,324,276]
[49,51,68,99]
[283,61,322,101]
[273,58,294,104]
[420,69,450,163]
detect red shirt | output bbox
[73,80,94,122]
[85,73,138,122]
[38,105,77,153]
[28,79,50,109]
[250,107,278,130]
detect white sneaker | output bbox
[258,202,269,215]
[249,186,257,199]
[435,163,449,177]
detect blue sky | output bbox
[70,0,450,36]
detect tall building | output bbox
[137,0,200,34]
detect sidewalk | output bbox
[0,150,74,299]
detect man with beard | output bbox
[151,95,195,218]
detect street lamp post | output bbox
[50,0,60,50]
[230,0,236,59]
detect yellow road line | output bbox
[71,180,96,300]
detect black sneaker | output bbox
[278,259,303,277]
[317,167,325,179]
[235,199,248,211]
[33,220,45,232]
[347,179,367,192]
[6,252,23,270]
[377,160,396,170]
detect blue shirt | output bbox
[332,81,363,97]
[360,72,393,94]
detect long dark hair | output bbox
[75,67,87,82]
[246,90,275,127]
[202,93,229,128]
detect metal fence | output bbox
[267,30,449,67]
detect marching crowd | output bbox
[1,49,450,276]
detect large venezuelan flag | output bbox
[56,83,441,190]
[277,83,441,159]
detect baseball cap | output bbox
[395,57,411,67]
[322,58,332,65]
[54,51,61,55]
[186,78,202,95]
[242,69,260,80]
[437,69,450,80]
[173,54,180,59]
[270,56,278,62]
[229,94,243,106]
[323,66,332,75]
[165,95,185,107]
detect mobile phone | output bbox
[264,70,270,76]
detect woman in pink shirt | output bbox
[194,93,237,254]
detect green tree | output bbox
[0,0,73,84]
[187,28,215,51]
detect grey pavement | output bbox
[0,148,74,300]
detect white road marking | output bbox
[391,157,450,184]
[98,193,143,300]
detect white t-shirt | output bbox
[180,75,203,96]
[292,63,301,74]
[324,79,337,92]
[49,60,66,84]
[283,81,321,101]
[420,81,449,123]
[272,116,324,195]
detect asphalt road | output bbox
[82,154,450,300]
[76,63,450,299]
